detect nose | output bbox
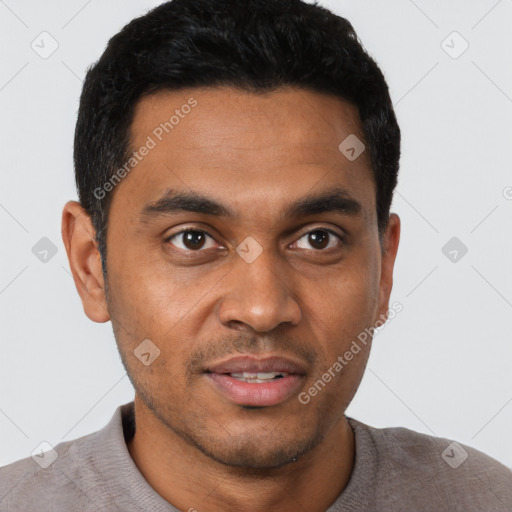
[217,246,302,333]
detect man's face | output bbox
[101,86,398,468]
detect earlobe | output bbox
[377,213,401,321]
[61,201,110,323]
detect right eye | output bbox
[165,229,221,252]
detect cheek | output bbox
[106,253,217,374]
[308,259,380,347]
[302,265,379,408]
[107,244,188,322]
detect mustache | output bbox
[188,333,317,374]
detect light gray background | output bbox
[1,0,511,469]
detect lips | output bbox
[204,356,306,407]
[206,355,306,375]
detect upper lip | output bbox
[205,356,307,375]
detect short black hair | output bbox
[74,0,400,273]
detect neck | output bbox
[127,396,355,512]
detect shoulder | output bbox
[348,418,512,510]
[0,430,116,512]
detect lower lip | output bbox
[205,373,304,407]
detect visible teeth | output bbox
[230,372,253,379]
[229,371,289,382]
[256,372,286,379]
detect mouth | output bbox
[228,371,289,383]
[203,356,306,407]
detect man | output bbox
[1,0,510,510]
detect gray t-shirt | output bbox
[1,401,511,511]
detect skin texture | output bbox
[62,86,400,512]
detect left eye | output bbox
[166,230,219,251]
[293,229,343,251]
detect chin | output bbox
[186,427,325,470]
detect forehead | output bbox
[113,86,375,224]
[132,86,366,155]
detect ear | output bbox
[376,213,401,321]
[61,201,110,323]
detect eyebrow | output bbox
[139,186,364,223]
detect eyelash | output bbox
[164,227,346,253]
